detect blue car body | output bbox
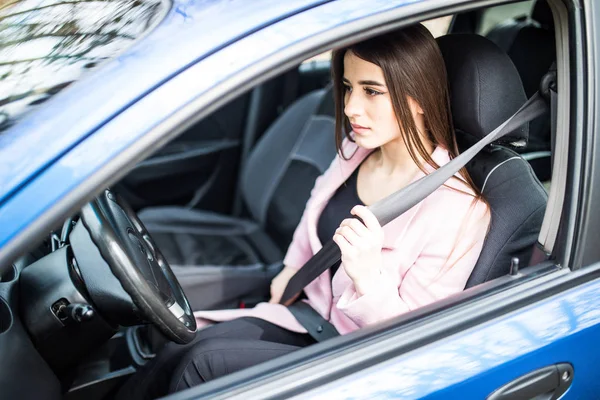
[310,277,600,399]
[1,0,599,398]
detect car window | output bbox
[478,0,534,35]
[0,0,170,134]
[421,15,453,37]
[300,16,453,68]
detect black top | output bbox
[317,167,365,277]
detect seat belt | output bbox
[281,92,549,305]
[536,62,559,255]
[288,302,339,341]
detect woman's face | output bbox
[342,51,422,150]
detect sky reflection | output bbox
[0,0,169,133]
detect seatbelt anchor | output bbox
[540,62,557,102]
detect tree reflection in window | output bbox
[0,0,169,133]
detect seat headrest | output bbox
[437,34,528,147]
[317,84,335,116]
[532,0,554,29]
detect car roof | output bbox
[0,0,329,206]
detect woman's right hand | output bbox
[268,265,300,305]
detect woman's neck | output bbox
[371,137,434,176]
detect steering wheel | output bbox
[77,189,196,344]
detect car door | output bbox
[304,273,600,399]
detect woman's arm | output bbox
[335,201,490,328]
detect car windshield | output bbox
[0,0,169,134]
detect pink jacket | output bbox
[194,141,490,335]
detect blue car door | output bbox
[307,271,600,399]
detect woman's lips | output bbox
[351,123,370,134]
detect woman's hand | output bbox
[333,205,384,296]
[268,265,300,305]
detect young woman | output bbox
[118,24,490,399]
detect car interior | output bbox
[1,0,562,398]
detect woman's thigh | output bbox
[170,337,300,393]
[116,318,313,400]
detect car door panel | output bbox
[116,94,249,212]
[118,139,240,209]
[299,271,600,400]
[127,140,239,183]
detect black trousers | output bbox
[116,318,315,399]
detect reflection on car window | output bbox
[0,0,170,133]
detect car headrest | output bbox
[532,0,554,29]
[437,34,528,147]
[317,84,335,116]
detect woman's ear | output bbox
[407,96,424,116]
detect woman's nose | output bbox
[344,92,362,118]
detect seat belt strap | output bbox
[537,66,558,255]
[281,92,549,305]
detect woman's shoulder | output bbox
[423,185,484,218]
[417,185,489,245]
[423,149,490,221]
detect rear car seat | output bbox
[485,0,555,182]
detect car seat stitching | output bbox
[481,157,523,193]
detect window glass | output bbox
[421,15,453,37]
[0,0,170,133]
[301,15,453,68]
[301,50,331,68]
[478,0,534,35]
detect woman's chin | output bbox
[354,135,380,150]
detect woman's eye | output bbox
[365,87,383,96]
[343,85,352,93]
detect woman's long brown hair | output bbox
[331,24,483,202]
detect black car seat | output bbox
[282,34,549,295]
[138,87,337,308]
[437,33,548,286]
[485,0,555,182]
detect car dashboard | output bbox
[0,220,152,400]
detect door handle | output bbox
[487,363,573,400]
